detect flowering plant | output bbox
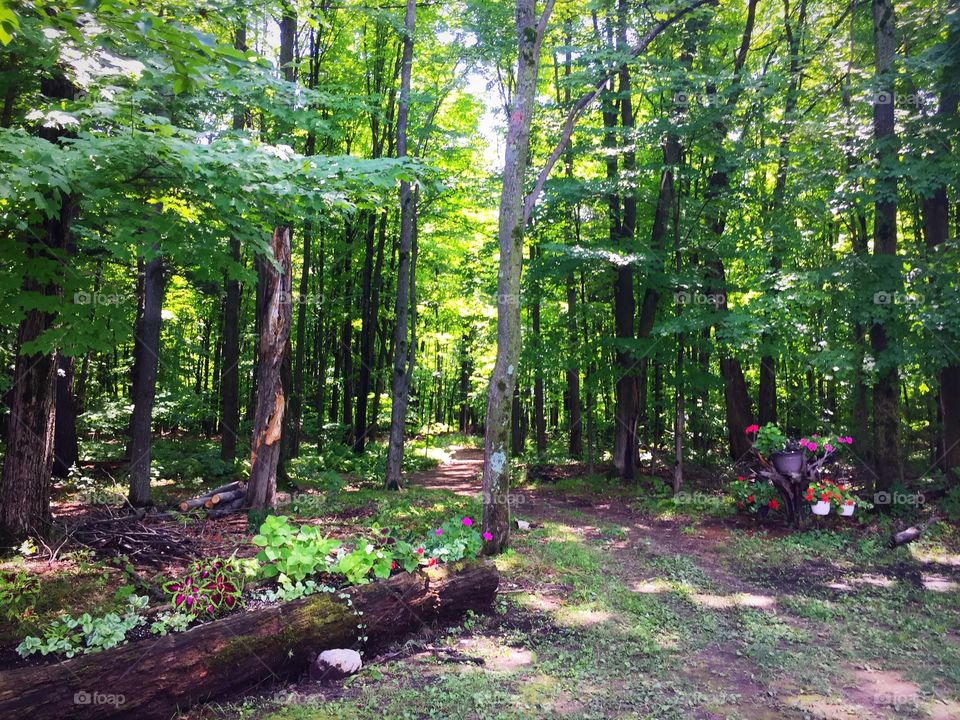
[804,479,852,508]
[423,516,483,562]
[799,434,853,459]
[163,557,246,618]
[729,476,780,512]
[745,424,789,457]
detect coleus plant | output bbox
[163,557,246,618]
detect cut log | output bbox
[178,481,245,512]
[210,489,244,506]
[890,515,940,548]
[207,498,246,518]
[0,560,498,720]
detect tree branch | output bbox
[522,0,717,224]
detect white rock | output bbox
[312,648,362,681]
[516,519,530,531]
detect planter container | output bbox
[771,450,804,475]
[841,503,855,517]
[811,500,831,516]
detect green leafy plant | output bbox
[252,515,342,583]
[729,476,779,513]
[162,557,249,618]
[149,611,193,637]
[16,594,149,658]
[423,516,484,562]
[747,424,788,457]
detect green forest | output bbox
[0,0,959,717]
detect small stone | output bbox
[311,648,362,682]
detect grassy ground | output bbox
[199,455,960,720]
[5,436,959,718]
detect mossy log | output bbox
[0,560,499,720]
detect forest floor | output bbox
[197,446,960,720]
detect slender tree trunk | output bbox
[482,0,553,553]
[385,0,417,490]
[246,228,293,509]
[220,238,242,463]
[52,355,79,478]
[531,251,547,456]
[922,1,959,475]
[870,0,902,491]
[127,248,165,507]
[565,275,582,458]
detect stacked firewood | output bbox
[178,481,246,518]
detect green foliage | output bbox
[423,515,484,563]
[16,594,149,659]
[252,516,342,584]
[750,424,788,457]
[728,476,779,513]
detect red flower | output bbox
[391,561,397,570]
[745,424,760,434]
[738,475,744,481]
[427,558,437,567]
[747,495,754,503]
[416,547,424,555]
[768,499,779,510]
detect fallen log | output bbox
[0,560,498,720]
[207,497,246,518]
[890,515,940,548]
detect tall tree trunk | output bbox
[759,0,808,426]
[127,248,165,507]
[531,249,547,457]
[565,275,582,458]
[481,0,553,553]
[870,0,902,491]
[52,355,79,478]
[922,0,959,476]
[220,238,242,463]
[385,0,417,490]
[0,194,73,542]
[246,228,293,509]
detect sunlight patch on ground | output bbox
[849,573,896,588]
[630,578,671,594]
[518,593,564,612]
[919,698,960,719]
[457,636,535,671]
[920,573,958,592]
[554,605,614,627]
[689,592,776,609]
[909,546,960,566]
[784,693,882,719]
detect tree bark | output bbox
[0,194,73,541]
[0,561,498,720]
[127,248,165,508]
[52,354,79,478]
[870,0,902,491]
[921,0,959,476]
[481,0,554,553]
[246,228,293,509]
[385,0,418,490]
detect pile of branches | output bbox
[68,513,198,566]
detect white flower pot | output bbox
[841,503,855,516]
[811,500,831,516]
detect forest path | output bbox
[403,447,936,720]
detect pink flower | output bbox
[435,528,443,536]
[824,444,834,453]
[482,532,493,541]
[462,517,473,526]
[799,438,809,448]
[745,424,760,434]
[807,442,818,452]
